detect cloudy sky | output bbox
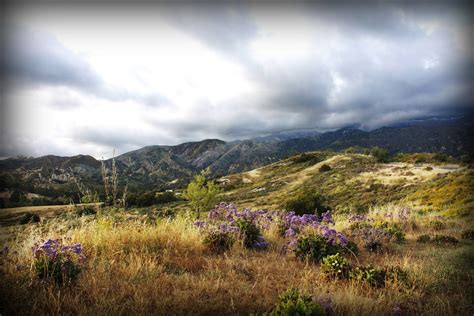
[1,1,472,158]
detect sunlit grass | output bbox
[1,204,472,315]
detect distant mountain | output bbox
[251,129,321,143]
[1,121,472,196]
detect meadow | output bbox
[1,153,473,315]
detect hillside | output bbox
[220,152,473,216]
[0,123,472,204]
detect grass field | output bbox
[1,154,473,315]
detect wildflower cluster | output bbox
[346,210,407,251]
[208,202,276,230]
[32,238,86,285]
[195,202,272,250]
[281,211,349,256]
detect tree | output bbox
[183,169,221,219]
[370,147,389,163]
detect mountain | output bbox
[1,122,472,198]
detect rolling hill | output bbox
[0,122,472,202]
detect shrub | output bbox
[155,208,176,219]
[319,164,331,172]
[236,219,262,249]
[428,220,446,230]
[385,266,409,284]
[344,240,359,255]
[431,235,459,245]
[417,234,431,243]
[461,229,474,240]
[203,231,235,254]
[283,190,330,215]
[19,212,40,224]
[32,239,85,285]
[321,253,351,279]
[269,288,326,316]
[360,228,389,252]
[295,234,341,263]
[370,147,389,163]
[351,265,408,287]
[127,191,178,207]
[373,221,406,243]
[75,205,97,217]
[351,265,386,287]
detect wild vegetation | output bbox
[0,151,472,315]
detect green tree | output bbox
[370,147,389,163]
[183,169,221,219]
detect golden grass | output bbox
[1,206,473,315]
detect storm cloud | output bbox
[1,1,472,158]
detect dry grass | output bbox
[1,205,473,315]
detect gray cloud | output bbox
[1,1,473,157]
[2,26,171,108]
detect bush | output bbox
[156,208,176,219]
[236,219,262,249]
[32,239,85,285]
[75,205,97,217]
[269,288,326,316]
[351,265,408,287]
[127,191,178,207]
[385,266,409,284]
[370,147,389,163]
[319,164,331,172]
[295,234,341,263]
[19,212,40,224]
[431,235,459,245]
[461,229,474,240]
[321,253,351,279]
[429,220,446,230]
[417,234,431,243]
[283,190,330,215]
[373,221,406,243]
[351,265,386,287]
[203,231,235,254]
[360,228,389,252]
[344,240,359,255]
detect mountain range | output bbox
[1,119,472,197]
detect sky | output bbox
[1,1,472,159]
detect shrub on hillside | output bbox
[19,212,40,225]
[127,191,178,207]
[461,229,474,240]
[295,234,342,263]
[417,234,431,243]
[321,253,351,279]
[291,153,321,164]
[319,164,331,172]
[370,147,389,163]
[351,265,408,287]
[428,220,446,230]
[351,265,386,287]
[236,219,263,249]
[75,205,97,217]
[373,221,406,243]
[269,288,326,316]
[283,190,330,215]
[203,230,235,254]
[431,235,459,245]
